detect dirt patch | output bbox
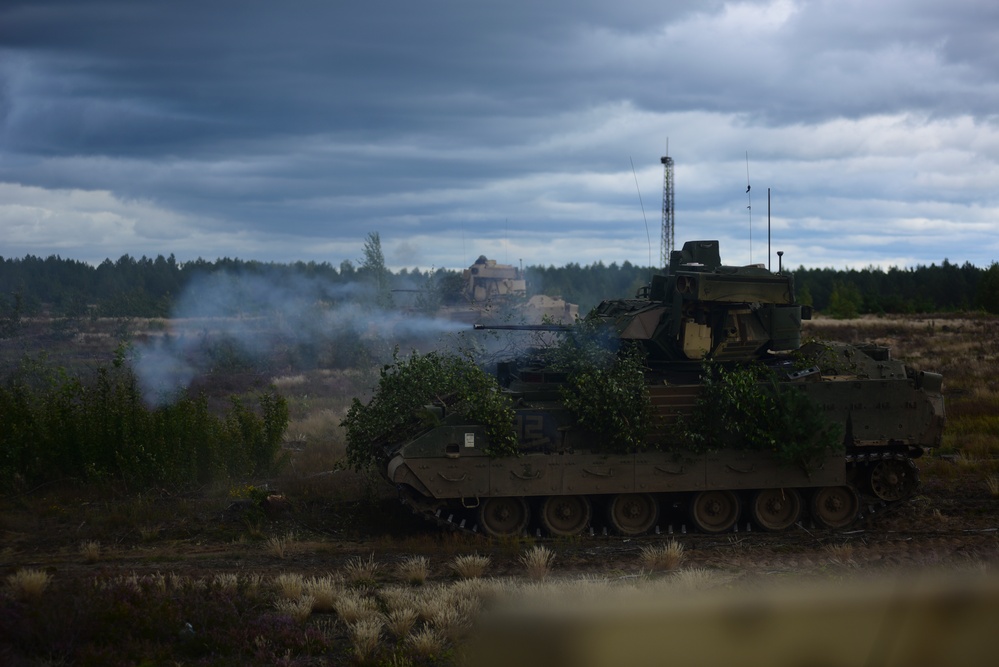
[4,463,998,582]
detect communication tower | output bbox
[660,155,675,268]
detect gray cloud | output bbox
[0,0,997,272]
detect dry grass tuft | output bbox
[380,585,418,613]
[168,573,188,591]
[273,572,305,600]
[109,573,142,593]
[414,583,455,623]
[448,577,503,605]
[138,524,161,541]
[313,617,338,642]
[825,543,856,566]
[419,587,481,641]
[304,574,342,612]
[274,594,315,622]
[931,508,951,526]
[450,553,491,580]
[639,539,685,572]
[334,592,380,624]
[408,627,447,659]
[79,540,101,563]
[344,553,380,585]
[986,475,999,498]
[384,607,419,639]
[244,573,264,599]
[212,573,238,592]
[430,603,474,641]
[6,568,52,601]
[519,545,555,580]
[956,451,980,468]
[666,567,722,592]
[397,555,430,585]
[265,533,293,559]
[150,572,167,594]
[349,618,383,661]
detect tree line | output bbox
[793,260,999,317]
[1,250,997,323]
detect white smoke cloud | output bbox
[129,270,472,405]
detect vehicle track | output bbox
[397,482,999,546]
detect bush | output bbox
[0,354,288,491]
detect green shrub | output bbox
[0,355,288,491]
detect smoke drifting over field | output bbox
[130,271,470,405]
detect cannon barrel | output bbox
[473,323,573,332]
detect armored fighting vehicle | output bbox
[437,255,578,325]
[379,241,945,537]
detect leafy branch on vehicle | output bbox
[341,349,517,470]
[544,320,658,452]
[674,362,843,470]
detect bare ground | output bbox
[3,459,997,586]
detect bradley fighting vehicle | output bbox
[382,241,945,537]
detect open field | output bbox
[2,312,998,665]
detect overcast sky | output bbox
[1,0,997,273]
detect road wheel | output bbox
[478,497,529,538]
[689,490,741,533]
[750,488,802,531]
[810,486,860,529]
[868,459,919,502]
[540,495,591,536]
[607,493,658,536]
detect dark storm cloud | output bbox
[0,0,997,270]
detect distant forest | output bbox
[1,252,997,323]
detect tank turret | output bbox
[590,240,807,365]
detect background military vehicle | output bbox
[379,241,945,537]
[437,255,578,325]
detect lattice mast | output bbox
[660,154,675,269]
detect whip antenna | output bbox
[630,156,652,279]
[745,151,753,264]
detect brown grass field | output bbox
[1,312,998,665]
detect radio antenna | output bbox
[745,151,753,264]
[630,156,652,278]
